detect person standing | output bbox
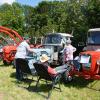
[14,37,35,80]
[63,40,76,63]
[61,40,76,83]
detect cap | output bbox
[23,37,31,40]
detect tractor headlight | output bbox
[97,60,100,65]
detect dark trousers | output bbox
[73,60,81,70]
[15,58,26,80]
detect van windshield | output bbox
[43,34,62,44]
[88,31,100,45]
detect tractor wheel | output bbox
[3,60,12,65]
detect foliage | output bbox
[0,3,25,36]
[86,0,100,28]
[0,0,100,45]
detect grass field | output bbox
[0,61,100,100]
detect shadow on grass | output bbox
[86,86,100,91]
[16,84,48,99]
[27,83,61,99]
[63,76,100,91]
[0,63,5,67]
[15,79,61,99]
[10,72,16,79]
[10,71,97,90]
[28,84,51,92]
[0,63,13,67]
[10,72,38,84]
[64,76,94,88]
[86,80,100,91]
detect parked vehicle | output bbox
[73,28,100,80]
[0,26,23,65]
[31,33,73,65]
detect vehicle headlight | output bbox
[97,60,100,65]
[0,48,3,52]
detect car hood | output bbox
[81,51,100,56]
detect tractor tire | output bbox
[3,60,12,65]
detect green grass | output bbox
[0,61,100,100]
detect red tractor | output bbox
[72,28,100,80]
[0,36,9,59]
[0,26,23,65]
[0,26,43,65]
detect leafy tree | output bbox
[86,0,100,28]
[0,0,100,51]
[0,2,25,36]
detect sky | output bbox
[16,0,44,7]
[0,0,16,5]
[0,0,62,7]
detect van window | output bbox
[88,31,100,45]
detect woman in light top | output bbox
[64,40,76,63]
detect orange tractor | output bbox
[0,26,23,65]
[0,26,43,65]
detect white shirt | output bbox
[15,41,30,59]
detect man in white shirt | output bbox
[15,37,35,80]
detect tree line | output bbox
[0,0,100,47]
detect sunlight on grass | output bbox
[0,61,100,100]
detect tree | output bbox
[1,0,100,48]
[86,0,100,28]
[0,2,25,36]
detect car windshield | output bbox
[43,34,62,44]
[88,31,100,45]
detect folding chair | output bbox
[18,59,37,87]
[33,62,63,99]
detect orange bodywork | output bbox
[73,51,100,79]
[3,45,17,63]
[0,26,23,64]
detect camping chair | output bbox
[18,59,37,87]
[33,62,64,99]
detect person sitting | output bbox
[39,54,69,75]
